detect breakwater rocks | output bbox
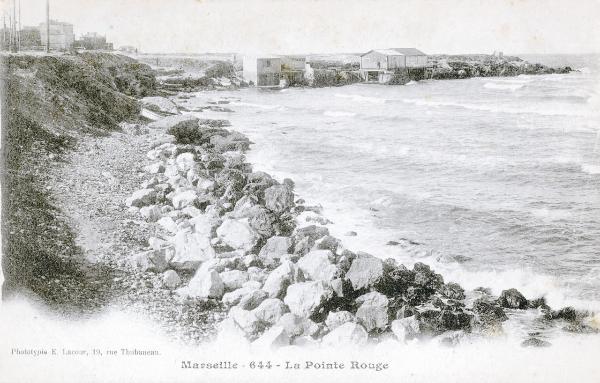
[429,54,572,80]
[126,113,598,348]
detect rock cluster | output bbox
[125,114,594,348]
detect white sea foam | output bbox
[323,110,357,117]
[230,101,283,110]
[483,82,525,91]
[334,93,387,104]
[581,163,600,174]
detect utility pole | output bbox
[12,0,16,52]
[3,13,6,51]
[18,0,21,51]
[46,0,50,53]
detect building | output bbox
[360,48,427,82]
[74,32,113,50]
[281,55,307,85]
[243,56,283,87]
[119,45,138,54]
[39,20,74,51]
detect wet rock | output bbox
[295,225,329,245]
[216,218,259,252]
[262,260,296,298]
[252,298,287,324]
[248,206,277,238]
[162,270,181,289]
[344,231,357,237]
[251,326,290,349]
[562,323,599,334]
[418,307,473,335]
[547,306,578,322]
[239,289,269,310]
[172,189,197,209]
[325,311,355,330]
[355,292,389,332]
[314,235,341,253]
[297,250,338,282]
[284,281,334,318]
[521,338,551,348]
[413,262,444,291]
[264,185,295,214]
[498,288,528,309]
[374,261,414,297]
[391,316,420,342]
[472,298,508,327]
[258,236,292,266]
[125,188,157,207]
[321,322,368,346]
[185,269,224,299]
[170,230,215,270]
[345,254,383,291]
[219,270,249,291]
[441,282,466,300]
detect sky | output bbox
[1,0,599,55]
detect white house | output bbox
[360,48,427,82]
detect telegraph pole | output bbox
[18,0,21,51]
[46,0,50,53]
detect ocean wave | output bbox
[483,82,525,91]
[323,110,357,117]
[334,93,387,104]
[581,163,600,174]
[230,101,283,110]
[401,98,590,117]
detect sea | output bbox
[183,54,600,334]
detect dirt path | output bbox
[45,124,225,344]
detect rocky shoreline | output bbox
[3,52,596,350]
[123,96,598,348]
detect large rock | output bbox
[264,185,295,214]
[262,260,296,298]
[220,270,249,291]
[472,298,508,327]
[413,262,444,291]
[239,289,269,310]
[172,189,197,209]
[141,96,179,114]
[252,298,287,324]
[284,281,334,318]
[345,255,383,291]
[175,152,196,173]
[125,188,157,208]
[321,322,368,346]
[441,282,466,300]
[184,269,224,298]
[222,286,258,306]
[251,326,290,349]
[355,292,389,332]
[216,218,259,252]
[391,316,420,342]
[258,236,292,266]
[149,114,198,130]
[162,269,181,289]
[157,216,178,234]
[498,288,528,309]
[131,247,173,272]
[297,250,338,282]
[275,313,305,337]
[325,311,355,330]
[170,229,215,270]
[139,205,162,222]
[229,306,265,336]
